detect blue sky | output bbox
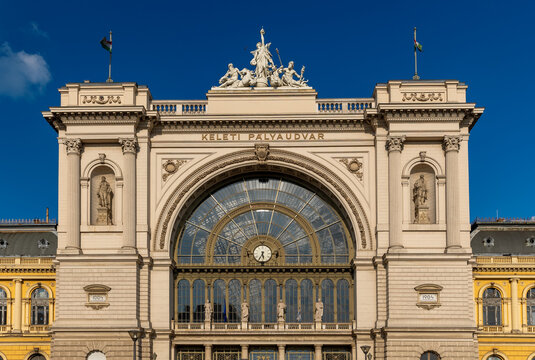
[0,0,533,221]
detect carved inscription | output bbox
[201,133,325,141]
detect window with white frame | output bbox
[483,288,502,326]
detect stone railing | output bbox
[481,325,503,332]
[151,101,207,115]
[0,325,11,333]
[317,99,374,113]
[0,258,54,265]
[173,322,353,331]
[476,256,535,265]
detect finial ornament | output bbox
[443,135,462,152]
[119,138,138,154]
[216,28,310,89]
[386,136,406,152]
[64,138,83,154]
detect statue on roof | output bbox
[219,63,240,88]
[250,28,275,87]
[282,61,308,88]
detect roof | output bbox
[471,219,535,256]
[0,221,57,257]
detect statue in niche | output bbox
[204,300,212,322]
[219,63,240,88]
[241,302,249,322]
[413,174,430,224]
[250,28,275,85]
[314,301,323,322]
[277,300,286,322]
[96,176,113,225]
[282,61,308,87]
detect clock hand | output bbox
[260,251,264,259]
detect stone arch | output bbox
[522,283,535,298]
[478,283,506,299]
[0,284,11,298]
[153,148,372,255]
[402,155,443,177]
[26,284,53,298]
[481,350,508,360]
[23,351,50,360]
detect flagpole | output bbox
[413,27,420,80]
[107,30,113,83]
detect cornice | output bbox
[473,266,535,272]
[0,267,55,273]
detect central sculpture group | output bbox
[218,28,309,89]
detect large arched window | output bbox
[31,288,49,325]
[420,352,439,360]
[87,351,106,360]
[527,288,535,326]
[174,176,353,326]
[483,288,502,326]
[487,357,503,360]
[0,288,6,326]
[29,355,46,360]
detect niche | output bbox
[91,166,115,225]
[410,164,436,224]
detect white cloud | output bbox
[0,43,51,98]
[29,22,49,39]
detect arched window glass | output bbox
[228,279,241,323]
[420,352,439,360]
[213,280,226,322]
[0,288,6,326]
[321,279,334,323]
[487,357,502,360]
[31,288,49,325]
[285,279,298,322]
[336,279,350,322]
[87,351,106,360]
[300,279,314,323]
[176,177,351,265]
[249,280,262,323]
[29,355,46,360]
[265,279,277,323]
[527,288,535,326]
[192,279,205,322]
[483,288,502,326]
[177,280,190,323]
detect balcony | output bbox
[173,321,354,332]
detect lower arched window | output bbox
[483,288,502,326]
[300,279,314,323]
[264,279,277,323]
[228,279,241,322]
[420,351,440,360]
[177,280,190,322]
[321,279,334,323]
[0,288,7,325]
[213,280,226,322]
[29,354,46,360]
[192,280,205,322]
[527,288,535,326]
[337,279,350,322]
[285,279,298,322]
[249,280,262,323]
[487,357,503,360]
[87,351,106,360]
[31,288,49,325]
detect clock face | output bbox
[253,245,272,263]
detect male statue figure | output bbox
[97,176,113,224]
[277,300,287,322]
[219,63,240,88]
[204,300,212,322]
[282,61,308,87]
[413,174,428,207]
[314,301,324,322]
[250,28,275,86]
[241,302,249,322]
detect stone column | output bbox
[314,345,322,360]
[64,138,83,251]
[278,344,285,360]
[350,344,356,360]
[241,345,249,360]
[120,138,137,250]
[386,136,405,251]
[443,136,462,251]
[205,344,212,360]
[511,277,520,332]
[13,278,22,332]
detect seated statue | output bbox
[282,61,308,88]
[269,65,283,87]
[219,63,240,88]
[237,68,257,87]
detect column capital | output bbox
[443,135,462,152]
[386,136,406,152]
[64,138,83,155]
[119,138,138,154]
[509,277,520,282]
[13,278,23,283]
[278,344,285,350]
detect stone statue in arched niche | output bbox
[410,164,436,224]
[91,166,115,225]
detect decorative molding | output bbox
[419,151,426,162]
[415,283,443,310]
[155,149,371,251]
[386,136,406,152]
[63,138,83,155]
[81,95,122,105]
[443,135,462,152]
[402,92,443,102]
[83,284,111,310]
[119,138,138,154]
[339,158,363,181]
[254,143,270,162]
[162,160,188,181]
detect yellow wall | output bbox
[0,257,55,360]
[474,256,535,360]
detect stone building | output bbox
[0,219,57,360]
[41,31,484,360]
[471,219,535,360]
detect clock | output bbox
[253,245,272,263]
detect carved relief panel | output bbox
[410,164,436,224]
[90,166,115,225]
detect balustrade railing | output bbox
[151,101,207,115]
[172,321,352,331]
[317,99,374,113]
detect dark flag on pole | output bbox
[101,31,113,82]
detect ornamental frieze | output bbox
[339,158,363,181]
[162,159,188,181]
[201,132,325,141]
[402,92,444,102]
[82,95,122,105]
